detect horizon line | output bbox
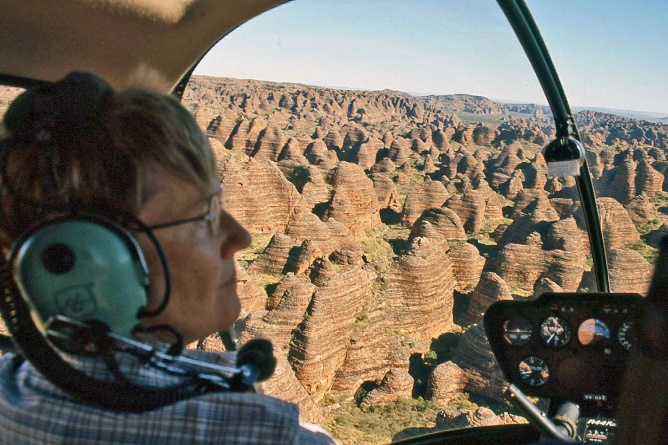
[191,74,668,120]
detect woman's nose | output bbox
[219,210,251,258]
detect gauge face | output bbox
[503,316,533,346]
[518,356,549,387]
[539,316,571,347]
[578,318,611,346]
[618,321,635,350]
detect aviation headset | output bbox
[0,72,227,411]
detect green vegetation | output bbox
[462,141,501,160]
[651,191,668,212]
[424,332,462,367]
[517,140,543,159]
[393,166,433,206]
[236,232,273,265]
[322,388,489,444]
[358,227,396,273]
[456,112,507,127]
[470,217,511,246]
[359,223,413,276]
[323,397,439,445]
[626,240,659,264]
[249,272,284,293]
[509,286,534,298]
[411,331,464,394]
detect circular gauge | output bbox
[539,316,571,347]
[503,316,533,346]
[578,318,611,346]
[518,356,550,387]
[618,321,635,350]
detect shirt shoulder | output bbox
[0,352,339,445]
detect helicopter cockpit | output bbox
[0,1,667,444]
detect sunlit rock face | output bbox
[498,190,559,247]
[388,137,411,166]
[284,202,336,253]
[545,217,586,259]
[596,147,666,203]
[435,407,526,431]
[383,237,456,341]
[607,248,652,295]
[445,190,487,233]
[225,116,268,153]
[410,207,467,242]
[235,263,266,313]
[408,220,451,253]
[324,161,381,235]
[358,368,414,409]
[496,242,584,293]
[371,157,397,173]
[624,193,656,227]
[304,138,338,174]
[635,158,664,197]
[220,156,300,233]
[329,299,395,396]
[461,272,512,327]
[448,242,485,294]
[533,277,563,297]
[278,137,308,164]
[370,173,400,210]
[262,352,325,423]
[449,323,507,401]
[281,163,331,208]
[354,138,385,170]
[287,263,375,402]
[251,123,287,161]
[485,141,525,191]
[284,239,324,276]
[597,197,641,249]
[401,181,450,226]
[427,361,467,406]
[423,153,438,174]
[248,233,297,276]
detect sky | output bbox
[194,0,668,116]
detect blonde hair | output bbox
[0,71,215,248]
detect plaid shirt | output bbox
[0,349,339,444]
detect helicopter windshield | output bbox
[180,1,667,443]
[0,1,666,444]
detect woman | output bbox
[0,71,338,444]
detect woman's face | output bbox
[137,169,251,345]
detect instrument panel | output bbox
[484,292,643,404]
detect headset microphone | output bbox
[44,315,277,391]
[232,339,277,389]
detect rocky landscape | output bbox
[1,77,666,444]
[179,76,667,443]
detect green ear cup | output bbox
[12,219,149,337]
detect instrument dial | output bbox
[618,321,635,350]
[503,316,533,346]
[540,316,571,347]
[578,318,611,346]
[518,356,550,387]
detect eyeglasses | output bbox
[145,185,222,236]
